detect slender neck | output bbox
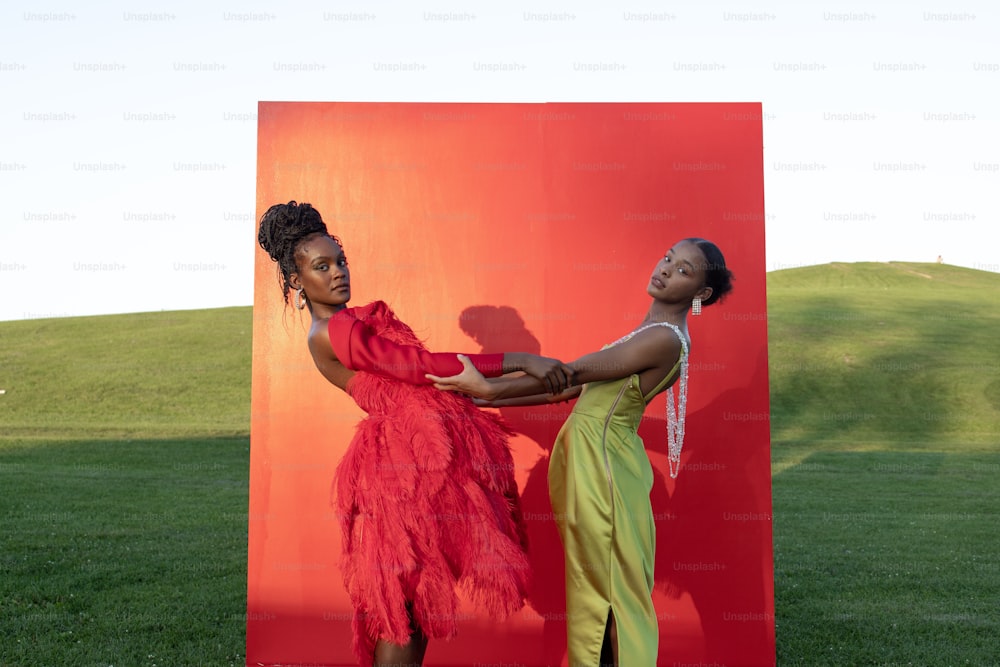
[642,299,689,329]
[305,300,348,321]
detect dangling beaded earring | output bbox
[294,288,307,310]
[691,297,702,316]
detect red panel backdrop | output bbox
[249,102,773,667]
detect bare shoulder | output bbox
[307,317,335,360]
[625,324,686,370]
[630,323,686,351]
[305,316,355,390]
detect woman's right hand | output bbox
[426,355,494,399]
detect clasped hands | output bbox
[426,354,575,400]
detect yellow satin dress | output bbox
[548,323,687,666]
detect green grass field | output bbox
[1,309,252,667]
[1,263,998,666]
[768,262,1000,666]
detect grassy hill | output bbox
[768,261,1000,468]
[2,261,996,448]
[0,307,252,439]
[766,262,1000,665]
[1,262,998,666]
[0,308,252,666]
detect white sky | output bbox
[1,1,997,321]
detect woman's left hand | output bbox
[519,354,575,394]
[426,355,493,398]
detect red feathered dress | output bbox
[326,301,530,665]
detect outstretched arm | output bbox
[328,312,573,389]
[476,385,583,407]
[428,357,582,404]
[428,326,682,400]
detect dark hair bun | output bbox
[684,237,733,306]
[258,201,331,304]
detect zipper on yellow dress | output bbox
[601,380,631,511]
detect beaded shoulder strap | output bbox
[609,322,689,479]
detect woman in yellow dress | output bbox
[429,238,732,666]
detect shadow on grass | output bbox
[769,293,990,454]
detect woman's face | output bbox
[647,240,711,304]
[291,234,351,309]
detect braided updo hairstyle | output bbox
[257,201,341,306]
[683,237,734,306]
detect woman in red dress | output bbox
[257,201,572,666]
